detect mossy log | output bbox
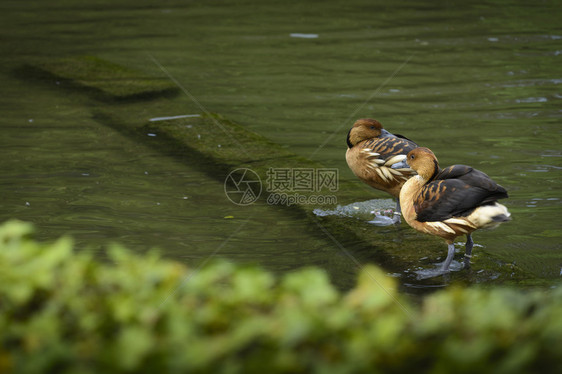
[28,55,179,101]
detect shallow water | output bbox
[0,0,560,292]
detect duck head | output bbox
[346,118,392,148]
[404,147,440,181]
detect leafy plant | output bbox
[0,220,560,373]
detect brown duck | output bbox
[346,118,418,223]
[393,147,511,271]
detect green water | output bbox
[1,0,560,291]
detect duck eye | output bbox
[410,155,415,159]
[369,126,375,130]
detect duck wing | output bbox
[415,166,509,222]
[393,133,418,145]
[362,136,418,161]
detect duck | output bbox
[392,147,511,271]
[346,118,418,223]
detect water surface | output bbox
[0,0,560,291]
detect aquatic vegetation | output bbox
[0,220,560,373]
[31,55,179,100]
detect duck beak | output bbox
[380,129,393,138]
[391,160,409,169]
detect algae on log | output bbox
[143,113,383,207]
[145,114,337,190]
[28,55,179,101]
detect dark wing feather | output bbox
[363,136,418,160]
[415,166,509,222]
[393,133,418,145]
[436,165,508,197]
[435,165,473,180]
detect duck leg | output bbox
[464,234,474,269]
[441,243,456,272]
[393,199,402,224]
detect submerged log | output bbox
[26,55,179,101]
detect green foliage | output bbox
[0,220,560,373]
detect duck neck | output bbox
[399,176,425,224]
[426,159,441,184]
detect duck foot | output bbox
[441,243,456,272]
[415,263,460,279]
[393,199,402,224]
[463,234,474,269]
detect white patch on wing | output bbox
[380,166,393,180]
[384,154,406,166]
[361,148,385,170]
[362,149,380,158]
[359,147,415,183]
[428,221,456,234]
[444,218,475,228]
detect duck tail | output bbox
[468,202,511,229]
